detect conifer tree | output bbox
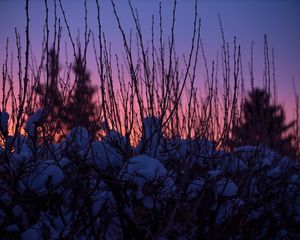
[35,48,64,139]
[64,50,99,137]
[232,88,296,158]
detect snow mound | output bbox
[89,141,123,169]
[19,160,64,193]
[187,178,205,200]
[103,129,127,149]
[25,109,43,137]
[122,154,176,199]
[215,198,244,224]
[216,178,238,197]
[22,221,59,240]
[63,127,90,157]
[66,127,89,148]
[267,167,281,177]
[207,170,221,179]
[124,155,167,185]
[12,138,32,162]
[224,157,247,173]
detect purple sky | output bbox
[1,0,300,120]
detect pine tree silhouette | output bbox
[35,48,64,138]
[232,88,296,158]
[63,50,99,137]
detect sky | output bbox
[0,0,300,120]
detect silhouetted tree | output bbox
[63,50,99,137]
[232,88,297,158]
[35,48,65,139]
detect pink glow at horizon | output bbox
[0,0,299,121]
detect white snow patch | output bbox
[261,148,279,167]
[226,158,247,172]
[215,199,243,224]
[207,170,221,179]
[6,224,19,232]
[25,109,43,137]
[92,188,112,216]
[22,221,59,240]
[123,155,176,198]
[22,227,41,240]
[187,178,205,200]
[104,129,127,148]
[143,196,154,209]
[290,174,300,184]
[249,177,259,197]
[19,160,64,193]
[216,178,238,197]
[267,167,281,177]
[12,205,24,217]
[124,155,167,185]
[0,192,12,206]
[12,140,32,162]
[58,157,71,168]
[89,141,123,169]
[46,143,64,161]
[247,207,264,221]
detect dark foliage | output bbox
[232,88,297,158]
[63,50,99,138]
[36,48,99,140]
[35,48,65,139]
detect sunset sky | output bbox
[0,0,299,120]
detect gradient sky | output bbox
[0,0,300,120]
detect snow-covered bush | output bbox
[2,116,300,239]
[25,109,43,138]
[0,0,299,239]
